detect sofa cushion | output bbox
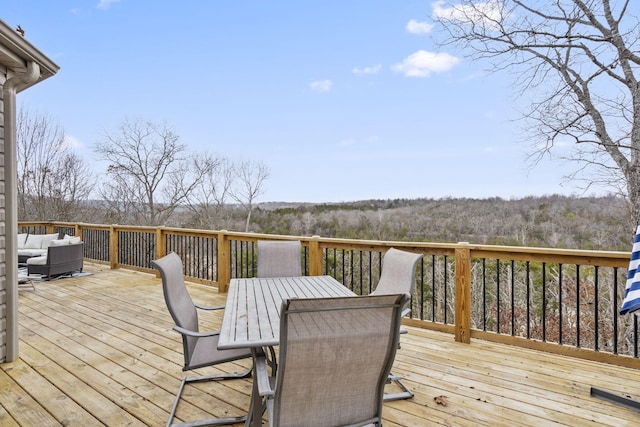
[26,255,47,265]
[24,233,59,249]
[24,234,44,249]
[17,233,28,249]
[41,233,60,248]
[50,237,82,246]
[18,249,47,258]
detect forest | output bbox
[22,190,634,253]
[245,194,633,252]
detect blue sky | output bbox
[2,1,606,203]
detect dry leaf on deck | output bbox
[434,395,449,406]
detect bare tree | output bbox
[432,0,640,223]
[96,173,146,225]
[183,157,237,230]
[16,107,94,221]
[231,160,270,232]
[94,117,217,226]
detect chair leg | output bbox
[167,368,252,427]
[383,372,414,402]
[244,347,273,427]
[384,329,413,402]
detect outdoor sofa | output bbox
[18,233,84,279]
[26,241,84,279]
[17,232,60,263]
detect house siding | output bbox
[0,85,6,362]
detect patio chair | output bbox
[257,240,302,278]
[152,252,253,427]
[371,247,423,402]
[254,293,408,427]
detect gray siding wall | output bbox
[0,85,5,362]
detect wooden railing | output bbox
[18,221,639,369]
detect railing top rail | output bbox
[467,242,629,258]
[468,244,629,268]
[18,222,631,262]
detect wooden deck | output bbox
[2,264,640,426]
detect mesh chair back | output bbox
[372,248,423,297]
[257,240,302,278]
[272,294,407,427]
[152,252,199,360]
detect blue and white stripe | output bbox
[621,223,640,315]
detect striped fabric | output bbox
[621,223,640,315]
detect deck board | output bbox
[2,264,640,426]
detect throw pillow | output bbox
[24,234,44,249]
[17,233,28,249]
[41,233,60,248]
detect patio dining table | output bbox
[218,275,356,426]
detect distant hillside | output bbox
[74,194,633,252]
[251,194,632,251]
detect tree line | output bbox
[250,195,633,252]
[16,110,268,232]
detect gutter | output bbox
[3,60,41,361]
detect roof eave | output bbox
[0,19,60,91]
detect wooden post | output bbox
[155,227,166,277]
[308,236,322,276]
[109,225,119,270]
[217,231,230,293]
[455,242,472,344]
[75,224,83,240]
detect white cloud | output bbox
[406,19,434,34]
[63,134,84,150]
[432,0,503,30]
[97,0,120,10]
[310,80,333,93]
[352,64,382,75]
[392,50,460,77]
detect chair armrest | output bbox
[173,325,220,338]
[195,303,225,311]
[255,354,275,398]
